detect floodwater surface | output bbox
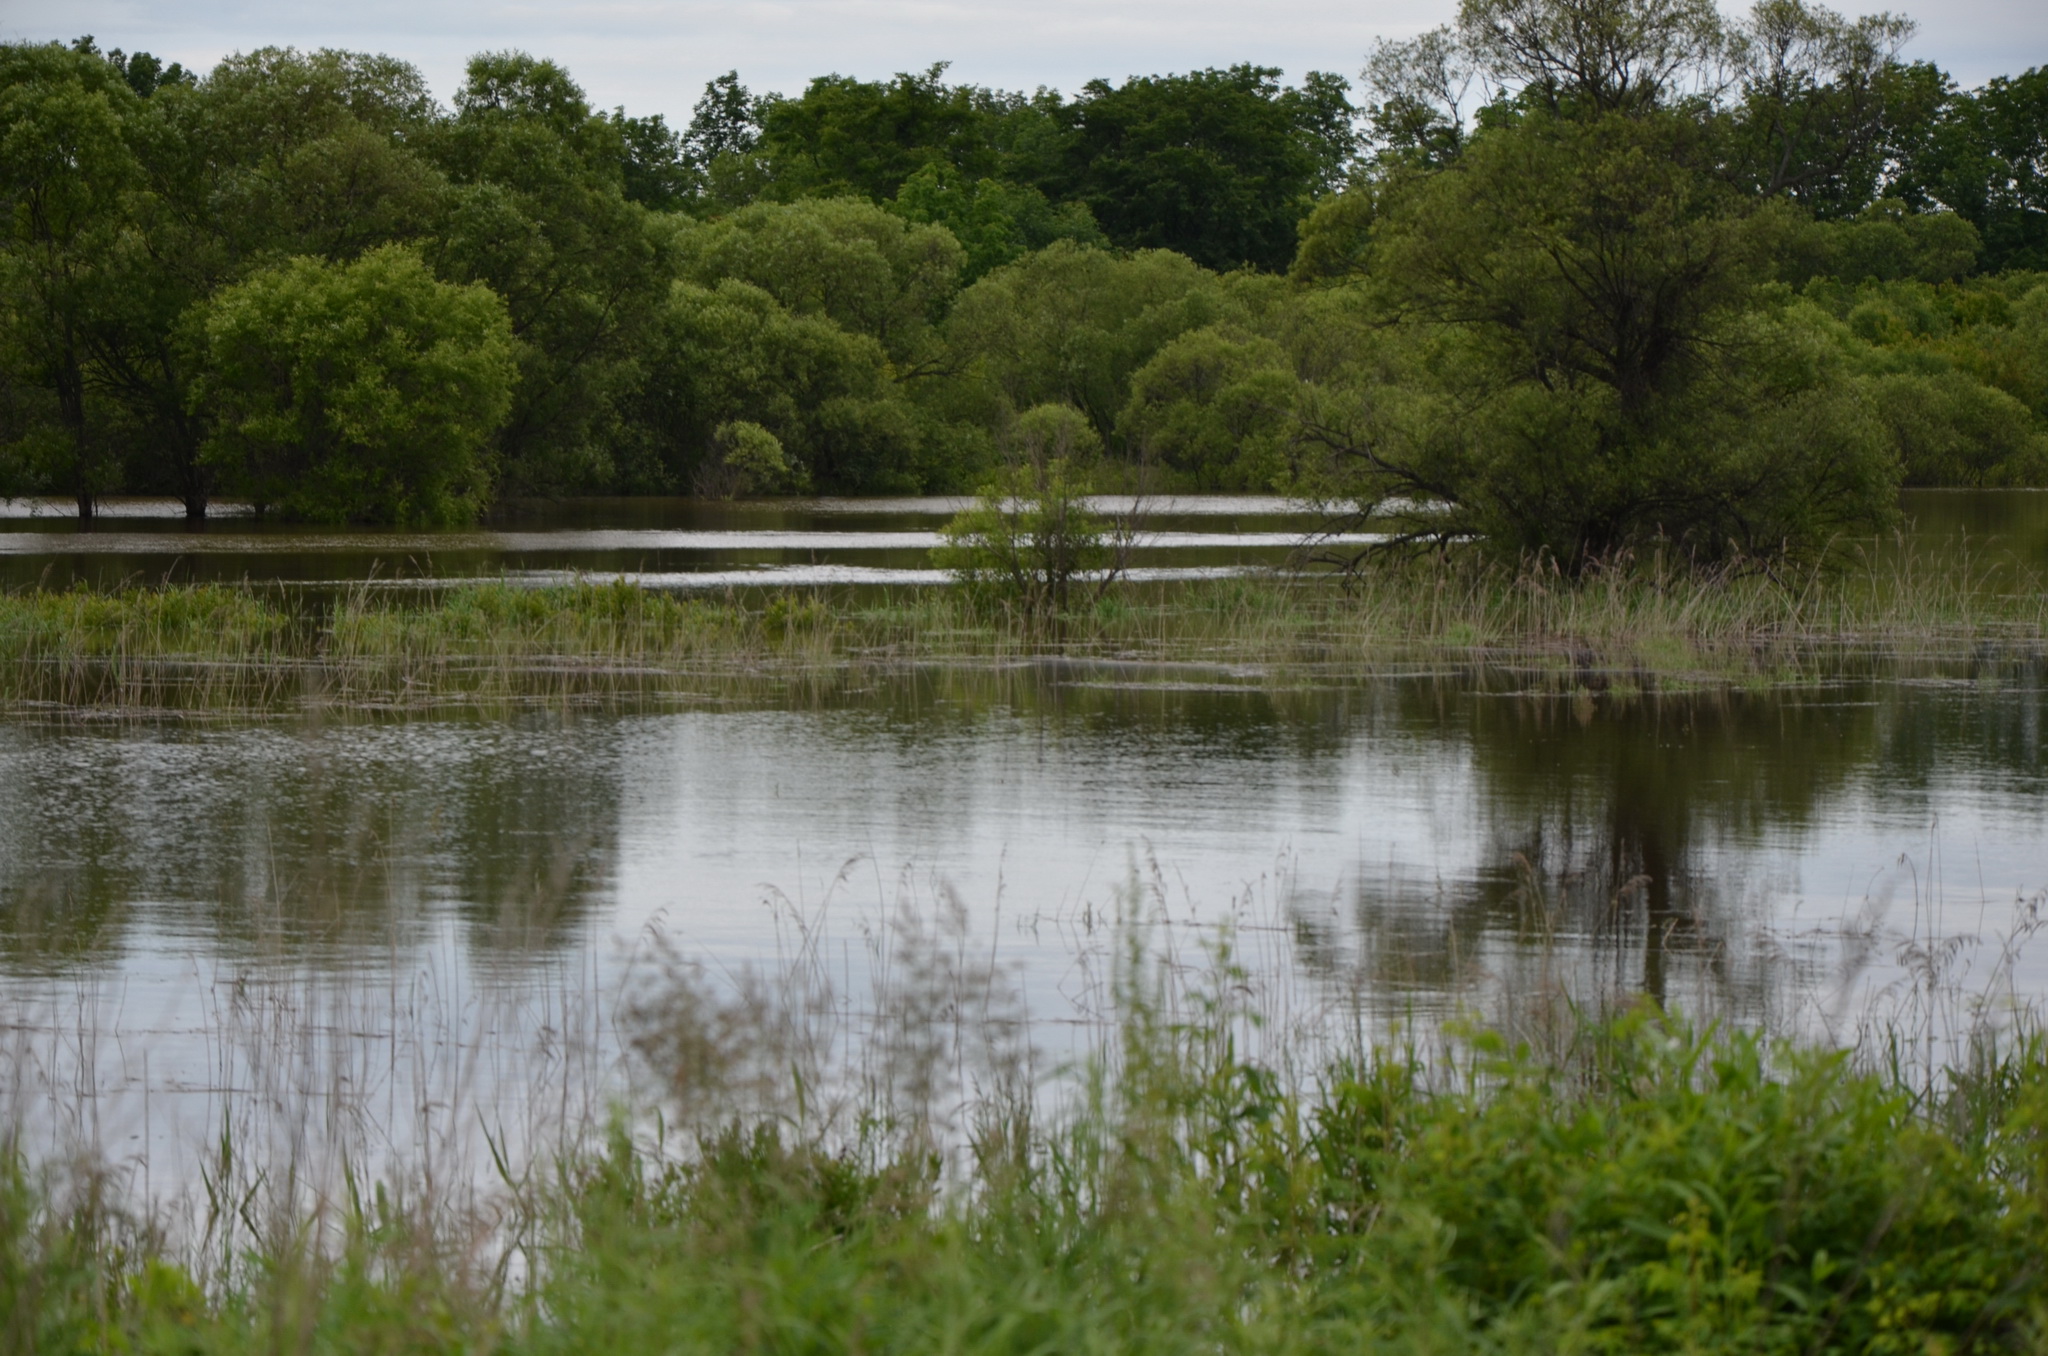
[0,494,1343,590]
[1,491,2046,1187]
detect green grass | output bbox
[5,999,2044,1354]
[0,537,2044,710]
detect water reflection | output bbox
[4,659,2046,1201]
[0,667,2039,1004]
[0,718,623,971]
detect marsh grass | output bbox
[0,535,2044,712]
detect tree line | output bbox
[1,0,2044,566]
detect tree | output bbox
[614,111,693,211]
[1043,66,1345,272]
[752,64,1008,202]
[1117,326,1298,488]
[1457,0,1727,115]
[935,406,1119,617]
[1360,27,1478,168]
[1869,369,2048,486]
[675,198,964,367]
[890,162,1102,281]
[425,51,671,493]
[192,245,516,524]
[86,47,450,517]
[683,71,764,170]
[617,279,941,493]
[942,241,1226,449]
[1896,68,2048,272]
[0,42,142,519]
[1722,0,1934,216]
[1293,109,1899,568]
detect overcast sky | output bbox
[4,0,2042,126]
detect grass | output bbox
[3,911,2045,1355]
[1,536,2045,710]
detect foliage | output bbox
[889,162,1103,281]
[3,1002,2047,1353]
[426,50,672,494]
[1789,197,1982,283]
[1,17,2046,525]
[1295,109,1901,568]
[942,242,1227,448]
[1043,65,1351,272]
[619,278,943,494]
[0,41,143,516]
[1799,272,2048,483]
[1896,66,2048,273]
[750,63,1010,202]
[192,245,515,524]
[935,410,1118,616]
[700,418,801,497]
[1118,325,1298,489]
[676,197,964,366]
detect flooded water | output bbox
[0,494,1339,591]
[2,490,2047,1187]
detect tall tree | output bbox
[1046,66,1348,272]
[1295,107,1898,567]
[423,52,671,493]
[1896,68,2048,272]
[0,42,142,519]
[751,64,1007,201]
[1723,0,1938,217]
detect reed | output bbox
[0,537,2041,711]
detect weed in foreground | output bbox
[4,887,2047,1354]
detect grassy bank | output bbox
[6,1000,2044,1354]
[0,540,2045,708]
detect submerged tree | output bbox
[1332,116,1894,567]
[192,245,516,525]
[935,403,1124,616]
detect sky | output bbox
[3,0,2042,125]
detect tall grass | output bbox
[1,538,2044,711]
[4,870,2046,1355]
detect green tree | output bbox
[1896,67,2048,272]
[1296,109,1898,567]
[613,111,693,211]
[1043,65,1348,272]
[935,408,1117,616]
[617,279,940,493]
[1870,369,2048,485]
[675,198,964,367]
[192,245,515,524]
[425,51,671,493]
[1457,0,1726,116]
[890,162,1102,281]
[0,41,143,519]
[1117,325,1298,488]
[1722,0,1938,218]
[93,47,450,517]
[752,64,1008,202]
[941,241,1226,450]
[1788,196,1980,282]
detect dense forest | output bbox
[2,0,2046,565]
